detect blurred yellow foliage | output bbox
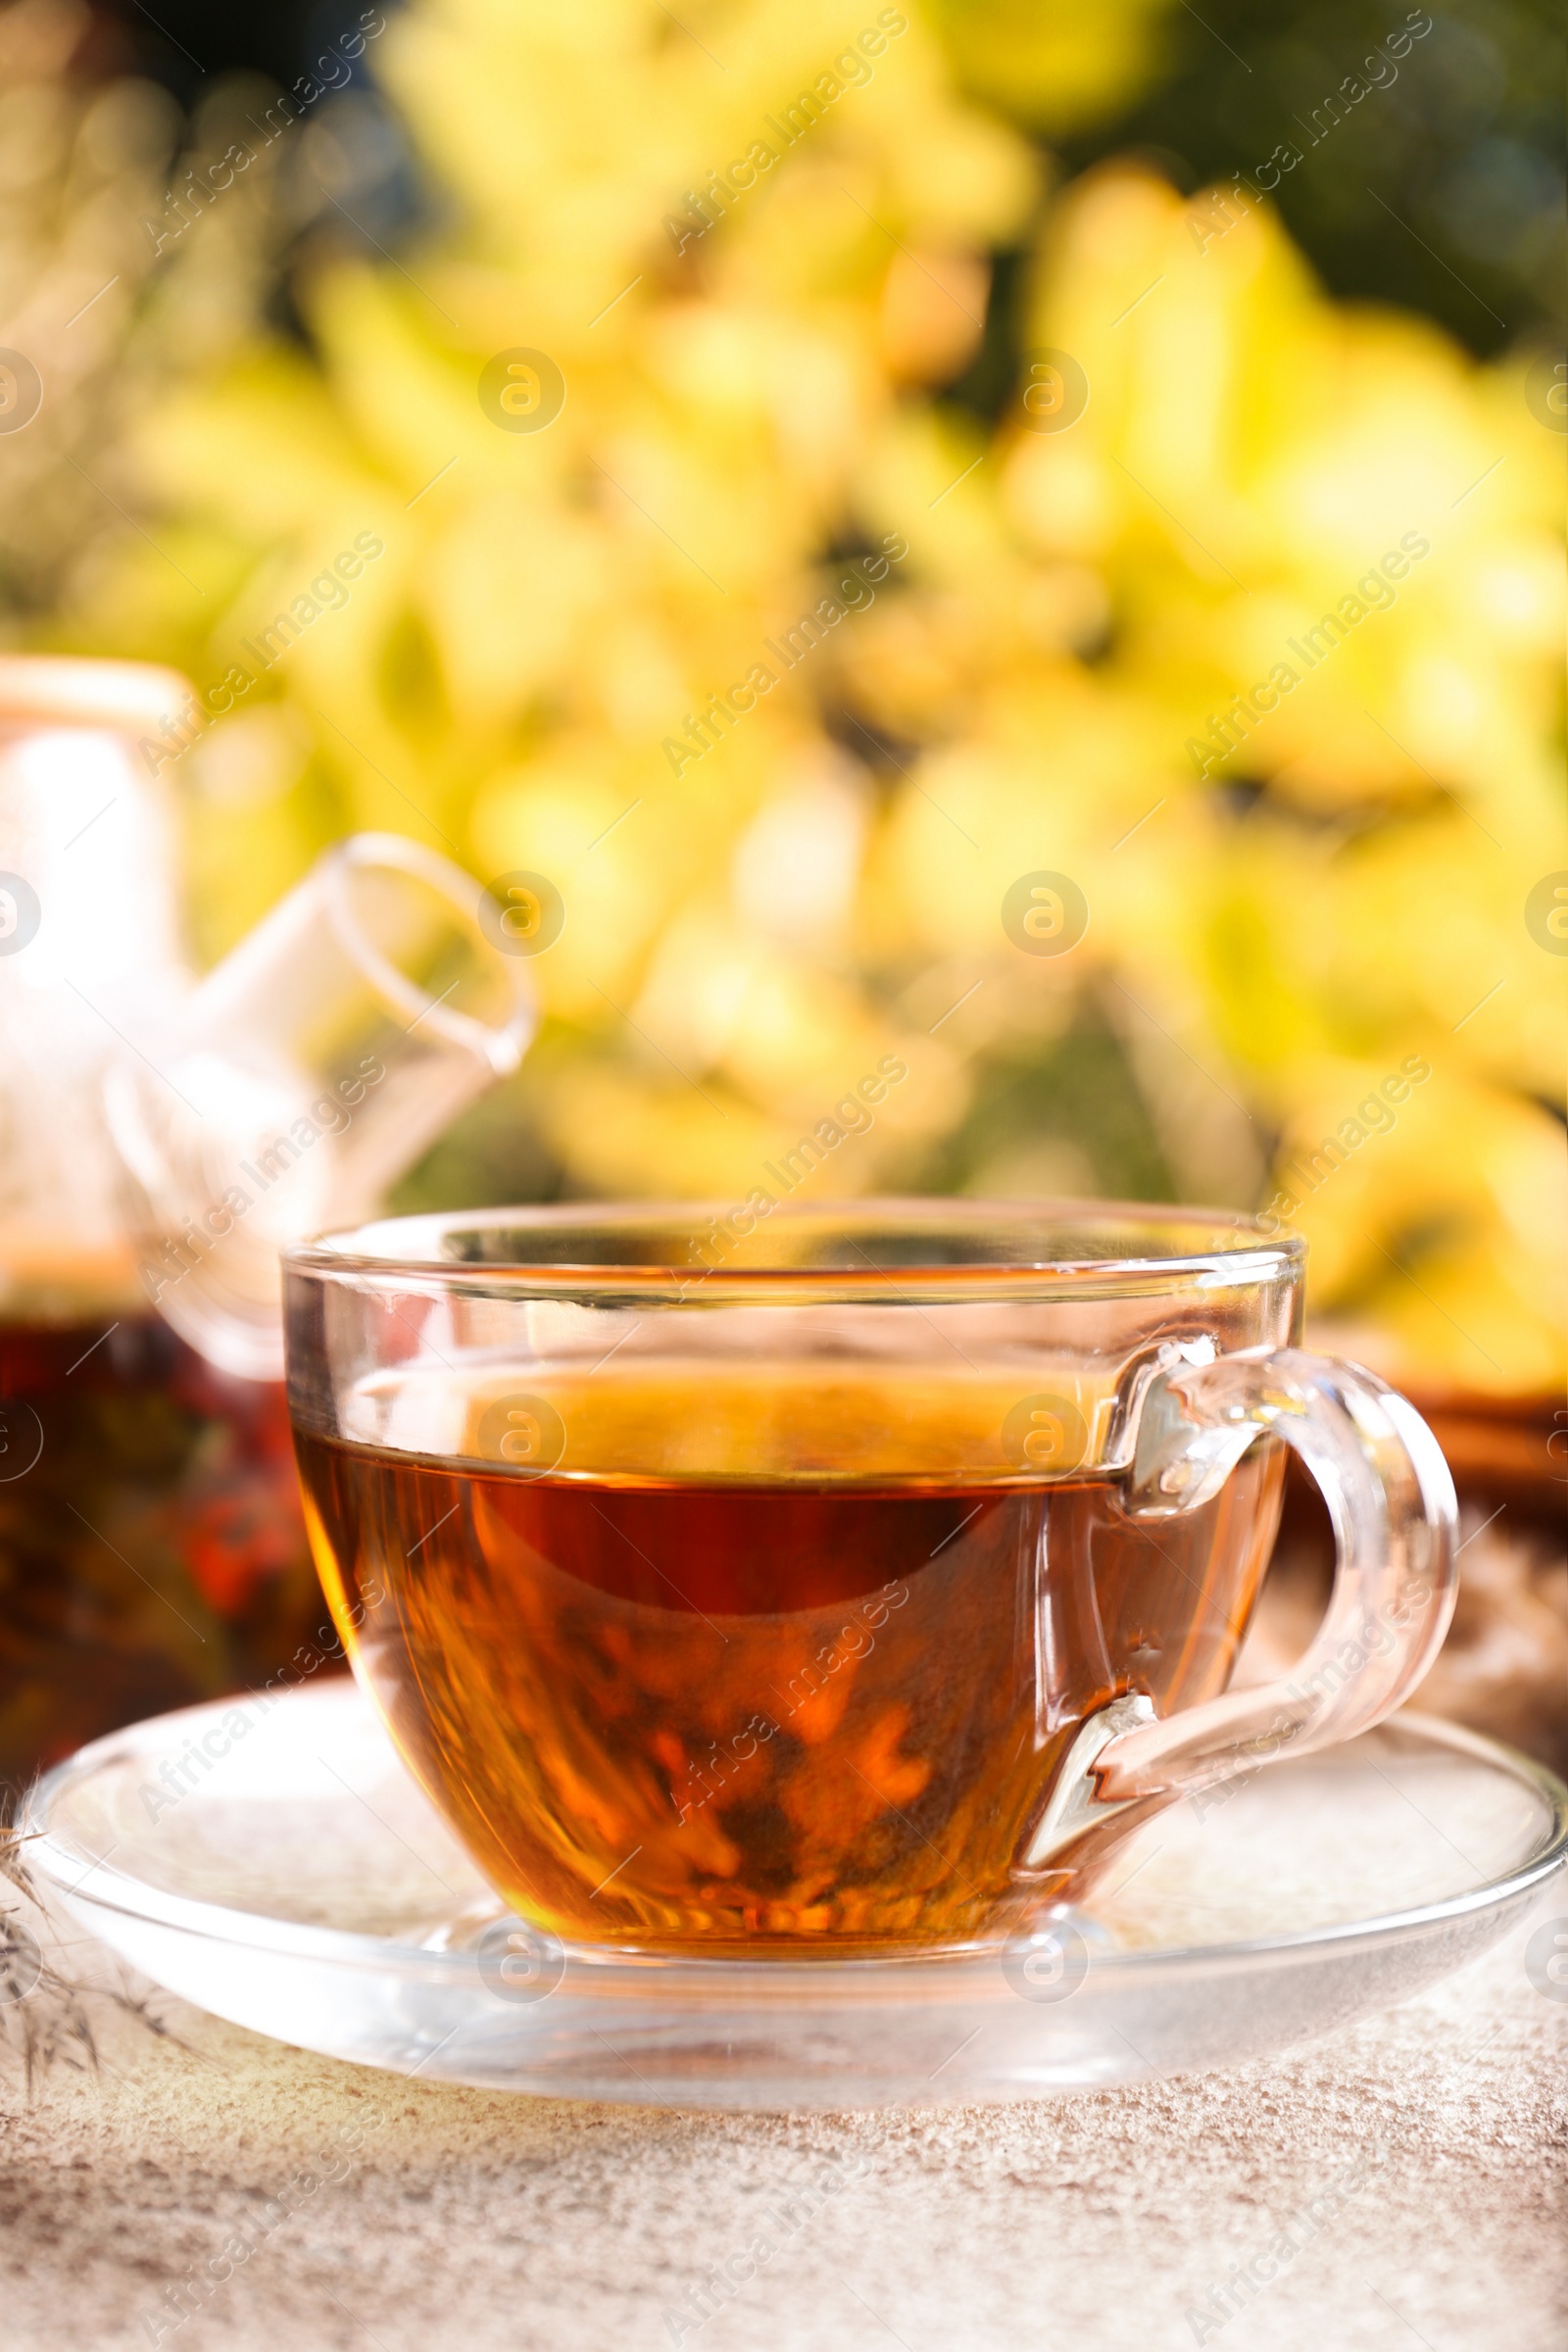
[7,0,1565,1396]
[927,0,1181,133]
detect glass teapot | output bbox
[0,656,533,1378]
[0,657,533,1788]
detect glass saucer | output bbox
[24,1682,1568,2111]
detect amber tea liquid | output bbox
[1,1310,321,1794]
[297,1368,1283,1950]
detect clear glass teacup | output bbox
[283,1201,1458,1955]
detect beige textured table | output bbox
[3,1896,1564,2352]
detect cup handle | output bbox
[1027,1348,1459,1866]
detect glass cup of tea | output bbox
[283,1201,1458,1955]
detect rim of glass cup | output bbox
[320,832,533,1076]
[283,1197,1306,1299]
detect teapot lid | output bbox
[0,655,192,731]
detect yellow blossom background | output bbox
[4,0,1564,1397]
